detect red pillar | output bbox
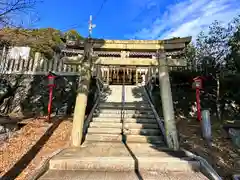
[196,88,201,121]
[47,86,54,121]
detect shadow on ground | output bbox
[125,85,200,179]
[1,117,71,180]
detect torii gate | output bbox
[62,41,179,150]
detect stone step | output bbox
[92,117,121,123]
[95,113,155,118]
[48,156,200,174]
[98,106,152,111]
[99,102,149,106]
[85,134,122,142]
[95,109,122,114]
[92,117,157,124]
[88,127,122,134]
[124,118,157,124]
[126,135,163,144]
[126,113,155,118]
[95,109,153,115]
[93,113,123,118]
[49,143,134,172]
[124,128,161,136]
[47,143,204,176]
[137,157,200,172]
[89,122,122,128]
[39,170,208,180]
[124,123,159,129]
[99,103,151,109]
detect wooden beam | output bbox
[95,57,186,66]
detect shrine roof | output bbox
[66,36,192,51]
[90,36,192,44]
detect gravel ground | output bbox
[0,117,72,180]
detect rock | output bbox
[234,159,240,171]
[229,128,240,148]
[230,152,239,158]
[5,124,18,132]
[0,133,8,142]
[0,125,6,133]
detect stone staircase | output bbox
[85,100,163,145]
[38,85,209,180]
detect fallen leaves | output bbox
[0,117,72,180]
[177,119,239,179]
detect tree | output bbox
[183,16,240,121]
[0,0,39,27]
[184,19,237,120]
[227,16,240,73]
[195,21,231,74]
[64,29,83,41]
[0,27,84,59]
[0,28,64,59]
[185,43,196,70]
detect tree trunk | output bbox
[216,74,221,121]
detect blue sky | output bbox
[31,0,240,40]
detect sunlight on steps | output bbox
[37,85,209,180]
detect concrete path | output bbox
[105,85,146,103]
[104,85,122,102]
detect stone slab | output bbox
[95,113,154,118]
[85,134,122,142]
[126,143,200,172]
[124,123,159,129]
[124,128,161,136]
[49,143,134,172]
[92,118,121,123]
[89,122,122,128]
[96,109,153,114]
[126,135,163,144]
[39,170,208,180]
[124,118,157,124]
[88,127,122,134]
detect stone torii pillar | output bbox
[157,50,179,150]
[62,38,98,147]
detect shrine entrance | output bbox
[99,65,145,85]
[109,66,136,85]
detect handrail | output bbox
[144,71,166,142]
[97,77,105,89]
[121,77,125,143]
[182,149,222,180]
[143,86,167,145]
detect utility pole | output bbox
[157,50,179,150]
[88,15,96,38]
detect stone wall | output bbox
[0,74,79,117]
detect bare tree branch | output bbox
[0,0,40,27]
